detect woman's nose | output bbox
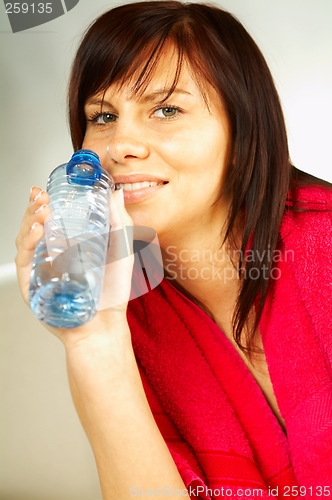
[106,121,149,164]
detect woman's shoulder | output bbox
[286,180,332,209]
[282,182,332,233]
[277,182,332,345]
[280,182,332,266]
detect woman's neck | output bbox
[160,229,241,338]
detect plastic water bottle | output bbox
[29,149,114,328]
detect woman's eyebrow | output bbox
[85,97,113,107]
[142,88,193,102]
[85,88,192,107]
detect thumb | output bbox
[109,189,134,258]
[110,189,133,229]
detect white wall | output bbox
[0,1,331,499]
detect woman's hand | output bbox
[15,186,135,350]
[15,186,51,306]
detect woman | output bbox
[15,2,332,498]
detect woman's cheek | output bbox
[82,137,109,165]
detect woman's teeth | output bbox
[115,181,163,191]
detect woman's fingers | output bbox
[15,189,50,249]
[15,222,45,305]
[15,221,44,265]
[15,186,51,305]
[29,185,41,202]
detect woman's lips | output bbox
[113,175,168,204]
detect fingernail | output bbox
[33,190,45,202]
[30,185,37,198]
[118,188,124,206]
[30,222,40,233]
[35,204,47,213]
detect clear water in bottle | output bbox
[29,150,114,328]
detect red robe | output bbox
[127,185,332,499]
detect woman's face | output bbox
[83,47,232,246]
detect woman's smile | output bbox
[113,173,169,204]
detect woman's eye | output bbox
[153,106,180,119]
[89,112,117,124]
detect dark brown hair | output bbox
[68,1,330,352]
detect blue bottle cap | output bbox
[66,149,103,186]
